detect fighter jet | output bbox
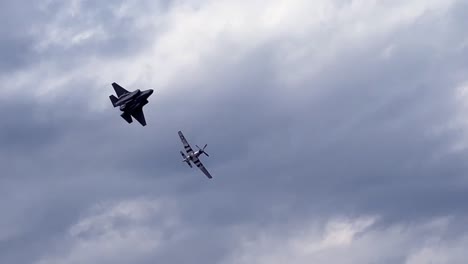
[178,131,212,179]
[109,82,154,126]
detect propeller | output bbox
[196,144,210,157]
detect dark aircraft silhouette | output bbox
[109,82,154,126]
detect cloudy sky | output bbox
[1,0,468,263]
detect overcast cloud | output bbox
[1,0,468,263]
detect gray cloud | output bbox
[1,0,468,263]
[0,2,43,72]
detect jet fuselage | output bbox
[117,89,153,112]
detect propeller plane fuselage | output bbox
[182,149,206,162]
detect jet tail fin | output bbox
[112,82,129,97]
[109,95,119,107]
[121,112,133,124]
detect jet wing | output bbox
[192,156,213,179]
[178,131,194,154]
[131,107,147,126]
[112,82,129,97]
[121,112,133,124]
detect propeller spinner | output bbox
[196,144,209,157]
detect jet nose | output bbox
[144,89,153,97]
